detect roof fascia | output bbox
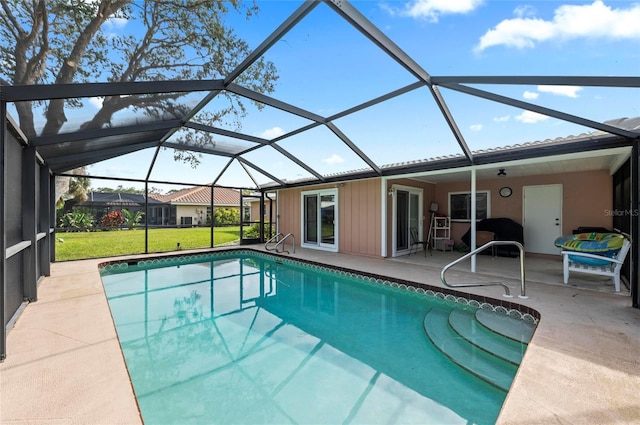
[471,134,633,165]
[3,79,226,102]
[440,83,640,139]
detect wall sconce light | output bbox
[388,186,395,196]
[497,168,507,177]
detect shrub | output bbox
[122,208,144,230]
[58,211,93,230]
[100,211,124,228]
[244,221,271,239]
[213,208,240,226]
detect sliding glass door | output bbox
[392,186,423,256]
[302,189,338,251]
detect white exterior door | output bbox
[523,184,562,255]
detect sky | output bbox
[8,0,640,191]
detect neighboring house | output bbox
[66,192,168,225]
[274,118,637,284]
[244,192,277,223]
[150,186,241,226]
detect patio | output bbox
[1,247,639,424]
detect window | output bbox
[243,206,251,222]
[449,191,490,221]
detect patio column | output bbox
[381,177,388,257]
[632,141,639,308]
[210,186,214,248]
[22,147,37,302]
[470,168,477,272]
[1,96,6,360]
[39,165,51,277]
[144,181,149,254]
[49,174,55,263]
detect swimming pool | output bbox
[100,250,538,425]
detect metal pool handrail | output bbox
[274,233,296,254]
[440,241,528,299]
[265,233,284,251]
[265,232,296,254]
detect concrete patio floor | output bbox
[1,246,639,424]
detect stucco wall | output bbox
[175,205,212,225]
[434,170,613,245]
[249,199,275,222]
[277,179,382,257]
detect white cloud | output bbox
[493,115,510,122]
[476,1,640,51]
[401,0,484,22]
[514,5,536,18]
[258,126,285,139]
[105,17,128,29]
[537,85,582,98]
[515,111,549,124]
[89,97,104,108]
[523,91,539,100]
[470,124,483,132]
[323,154,344,165]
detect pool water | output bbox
[100,252,523,424]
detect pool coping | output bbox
[99,247,541,326]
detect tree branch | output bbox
[42,0,129,135]
[0,0,26,38]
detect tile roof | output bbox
[150,186,240,206]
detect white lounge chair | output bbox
[561,237,631,292]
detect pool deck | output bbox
[2,246,639,424]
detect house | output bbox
[65,192,168,226]
[244,192,277,224]
[150,186,241,226]
[274,119,636,286]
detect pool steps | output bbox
[423,308,535,392]
[475,309,535,344]
[448,310,527,366]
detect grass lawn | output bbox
[55,226,240,261]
